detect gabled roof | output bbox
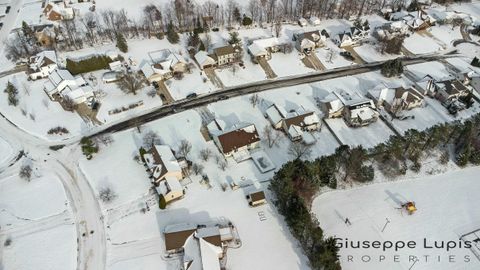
[283,109,319,129]
[250,190,266,202]
[30,50,57,69]
[194,51,216,66]
[436,79,468,95]
[216,123,260,154]
[213,45,235,56]
[150,145,181,180]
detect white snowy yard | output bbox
[312,166,480,270]
[0,172,77,270]
[403,33,443,55]
[0,135,14,166]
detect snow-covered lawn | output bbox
[316,41,356,69]
[403,33,443,55]
[312,166,480,270]
[0,136,14,166]
[428,25,462,46]
[0,73,86,140]
[214,62,267,87]
[405,61,452,81]
[165,71,217,100]
[0,172,77,270]
[325,118,395,148]
[454,43,480,59]
[269,51,315,77]
[353,43,399,63]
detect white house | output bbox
[140,50,187,82]
[28,50,57,80]
[265,104,321,141]
[43,69,93,104]
[333,32,354,47]
[368,86,424,116]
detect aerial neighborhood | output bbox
[1,0,480,270]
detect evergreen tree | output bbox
[4,81,18,106]
[228,31,241,46]
[233,7,242,24]
[187,31,200,49]
[471,57,480,67]
[166,21,180,44]
[21,21,35,43]
[115,33,128,53]
[242,15,253,26]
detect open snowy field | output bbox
[0,135,14,166]
[0,172,77,270]
[354,43,399,63]
[312,166,480,270]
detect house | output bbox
[33,24,56,47]
[211,45,237,66]
[298,18,308,27]
[368,86,424,116]
[43,1,74,21]
[344,98,379,127]
[194,51,216,69]
[140,49,187,82]
[108,61,122,72]
[333,26,369,47]
[143,145,183,185]
[247,37,288,63]
[43,69,93,104]
[426,78,471,103]
[247,190,266,207]
[293,30,328,54]
[266,104,321,141]
[333,32,354,47]
[143,145,185,203]
[403,10,436,31]
[208,121,260,157]
[319,92,345,118]
[320,91,379,127]
[163,221,234,255]
[28,50,57,80]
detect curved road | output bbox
[0,112,106,270]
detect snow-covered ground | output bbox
[0,172,77,270]
[316,41,356,69]
[0,73,86,140]
[312,166,480,270]
[325,118,395,148]
[354,43,399,63]
[0,135,14,166]
[403,33,443,55]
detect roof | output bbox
[350,106,379,121]
[283,109,319,129]
[437,79,468,95]
[213,45,235,56]
[250,191,266,202]
[216,123,260,154]
[166,176,183,192]
[374,86,423,104]
[194,51,216,66]
[198,238,222,270]
[265,104,287,125]
[29,50,57,70]
[296,30,323,42]
[150,145,181,180]
[248,43,268,56]
[164,226,197,251]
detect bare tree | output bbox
[116,72,145,95]
[19,164,33,182]
[273,20,282,38]
[249,94,259,107]
[63,96,76,112]
[288,141,312,160]
[142,130,162,148]
[199,148,212,161]
[192,163,204,175]
[178,139,192,158]
[218,160,227,170]
[95,134,114,147]
[263,125,281,148]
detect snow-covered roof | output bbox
[139,60,156,78]
[248,43,268,56]
[265,104,286,125]
[350,106,379,121]
[194,51,216,67]
[152,145,182,176]
[288,125,303,139]
[166,176,183,193]
[29,50,57,70]
[198,238,222,270]
[49,69,75,85]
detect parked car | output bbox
[186,93,197,99]
[340,51,355,61]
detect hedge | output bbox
[66,55,113,75]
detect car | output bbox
[217,95,229,101]
[6,6,10,13]
[340,51,355,61]
[186,93,197,99]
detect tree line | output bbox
[269,112,480,269]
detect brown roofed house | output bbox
[213,123,260,157]
[247,190,267,207]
